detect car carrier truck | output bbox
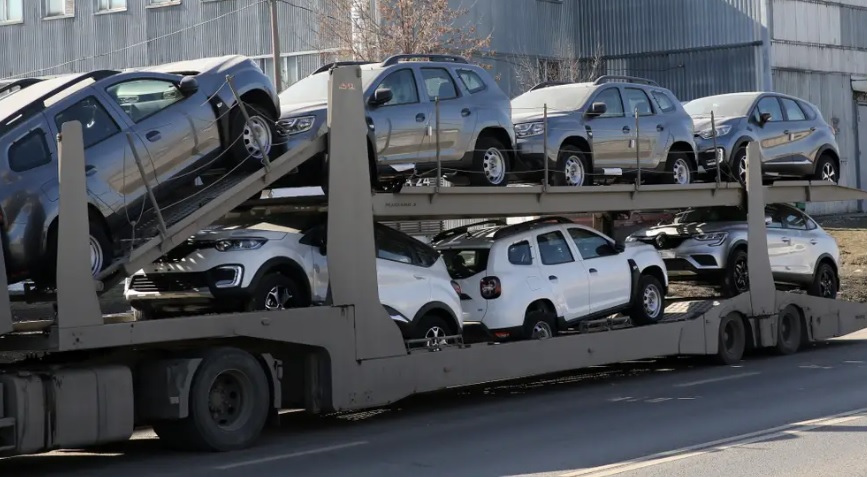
[1,65,867,456]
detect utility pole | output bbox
[269,0,282,90]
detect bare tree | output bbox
[515,42,605,93]
[318,0,492,62]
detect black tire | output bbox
[228,104,276,171]
[661,151,694,185]
[722,248,750,298]
[808,261,838,299]
[412,313,455,345]
[521,308,557,340]
[629,274,666,326]
[246,272,305,311]
[152,347,270,452]
[550,145,591,187]
[730,146,748,185]
[319,147,379,195]
[775,304,803,355]
[37,214,113,289]
[468,136,510,187]
[811,153,839,183]
[716,312,746,365]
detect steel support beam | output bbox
[744,141,776,316]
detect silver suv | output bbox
[626,204,840,298]
[511,76,698,186]
[274,54,516,189]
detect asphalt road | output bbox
[4,331,867,477]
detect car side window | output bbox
[54,96,121,148]
[421,68,459,101]
[8,129,52,173]
[755,96,783,122]
[508,241,533,265]
[780,98,806,121]
[651,91,676,113]
[374,69,419,106]
[764,206,784,229]
[105,79,185,123]
[456,69,486,94]
[781,208,809,230]
[536,231,574,265]
[623,88,654,116]
[593,88,624,117]
[374,226,415,265]
[568,227,618,260]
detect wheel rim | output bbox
[733,257,749,292]
[531,320,553,339]
[207,370,251,431]
[643,283,662,318]
[819,268,835,297]
[738,156,747,183]
[264,285,293,310]
[821,161,837,183]
[672,158,691,185]
[89,235,103,276]
[482,147,506,184]
[243,116,273,160]
[563,155,585,186]
[424,325,448,346]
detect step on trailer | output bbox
[1,65,867,456]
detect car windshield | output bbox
[511,85,594,112]
[278,68,381,105]
[683,95,756,117]
[665,206,747,224]
[439,248,490,279]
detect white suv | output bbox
[124,218,464,343]
[432,217,669,341]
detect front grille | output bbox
[158,239,216,263]
[130,273,209,293]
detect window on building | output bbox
[0,0,23,23]
[97,0,126,12]
[147,0,180,6]
[44,0,74,17]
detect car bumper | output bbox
[125,265,249,306]
[646,240,728,278]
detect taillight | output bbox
[480,276,501,299]
[450,280,462,296]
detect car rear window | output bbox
[440,249,490,279]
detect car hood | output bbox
[630,221,746,238]
[280,101,327,118]
[512,110,570,124]
[191,222,300,241]
[691,115,742,132]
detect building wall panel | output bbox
[772,42,867,75]
[772,0,841,45]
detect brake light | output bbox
[450,280,462,296]
[480,276,501,299]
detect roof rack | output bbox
[313,61,376,75]
[491,216,574,240]
[592,75,659,87]
[529,81,572,91]
[381,54,470,67]
[431,219,507,243]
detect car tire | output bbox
[661,151,694,185]
[38,214,113,289]
[413,313,455,346]
[469,136,510,187]
[521,309,557,340]
[807,261,838,299]
[721,247,750,298]
[629,273,665,326]
[550,145,591,187]
[246,272,305,311]
[228,104,276,171]
[811,153,839,183]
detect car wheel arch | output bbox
[249,257,313,307]
[476,126,515,166]
[560,136,593,167]
[411,301,461,335]
[814,253,839,284]
[814,146,840,174]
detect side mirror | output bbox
[178,76,199,96]
[613,241,626,253]
[586,101,607,118]
[765,215,773,225]
[369,88,393,107]
[759,112,772,125]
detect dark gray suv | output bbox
[0,55,280,288]
[685,92,841,184]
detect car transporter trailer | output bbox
[1,65,867,456]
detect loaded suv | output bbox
[432,217,669,341]
[274,54,516,189]
[511,76,697,186]
[125,217,464,343]
[0,56,280,287]
[684,92,841,184]
[626,204,840,298]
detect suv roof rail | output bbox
[491,216,574,240]
[0,77,43,96]
[381,54,470,67]
[313,61,376,74]
[529,81,572,91]
[592,75,659,87]
[431,219,507,243]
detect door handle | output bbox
[416,113,426,122]
[589,268,598,273]
[548,275,558,280]
[781,237,791,243]
[656,124,664,132]
[622,126,631,134]
[461,108,471,117]
[810,127,816,132]
[85,165,97,176]
[783,130,790,134]
[413,275,426,280]
[810,238,818,245]
[146,130,161,142]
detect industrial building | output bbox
[0,0,864,214]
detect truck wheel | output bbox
[629,274,665,326]
[521,309,557,340]
[716,312,746,365]
[775,304,803,355]
[153,347,270,452]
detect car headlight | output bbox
[692,232,728,246]
[214,238,268,251]
[277,116,316,136]
[698,125,732,140]
[625,236,638,243]
[515,121,545,138]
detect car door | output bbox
[567,226,632,313]
[366,67,433,166]
[778,97,815,168]
[374,225,432,320]
[751,95,790,168]
[778,205,816,276]
[535,228,590,320]
[763,205,795,275]
[583,86,632,168]
[620,87,660,169]
[418,67,468,163]
[299,225,329,303]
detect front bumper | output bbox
[634,237,728,278]
[125,265,248,307]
